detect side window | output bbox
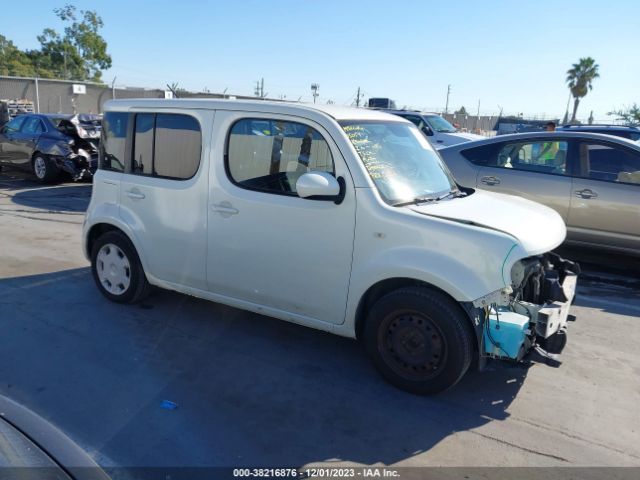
[3,116,27,133]
[492,141,569,174]
[154,114,201,179]
[579,143,640,184]
[403,115,431,135]
[133,114,154,175]
[460,143,499,165]
[100,112,128,172]
[227,118,334,195]
[130,113,201,179]
[21,117,44,135]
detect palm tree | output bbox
[566,57,600,123]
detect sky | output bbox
[2,0,639,121]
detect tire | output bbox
[91,230,151,304]
[32,154,60,183]
[364,286,474,394]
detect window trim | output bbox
[574,139,640,187]
[224,116,336,198]
[99,111,130,173]
[127,112,203,181]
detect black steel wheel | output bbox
[364,286,474,394]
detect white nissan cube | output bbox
[84,99,579,394]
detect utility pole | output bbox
[445,84,451,114]
[311,83,319,104]
[111,77,117,100]
[355,86,363,107]
[475,99,481,131]
[255,78,264,98]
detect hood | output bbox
[408,190,566,256]
[445,132,485,141]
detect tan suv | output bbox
[440,131,640,255]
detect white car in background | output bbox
[386,110,484,148]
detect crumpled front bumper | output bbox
[56,152,97,181]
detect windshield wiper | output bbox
[393,189,466,207]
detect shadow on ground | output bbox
[0,268,530,468]
[3,174,91,212]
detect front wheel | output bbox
[91,231,150,304]
[364,287,474,394]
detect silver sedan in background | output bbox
[439,132,640,255]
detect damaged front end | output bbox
[472,252,580,363]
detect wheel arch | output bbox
[354,277,477,347]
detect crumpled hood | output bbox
[408,190,566,256]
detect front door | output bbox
[207,112,356,325]
[0,116,27,164]
[475,138,573,221]
[567,140,640,252]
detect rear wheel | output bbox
[364,286,474,394]
[91,231,150,304]
[32,154,59,183]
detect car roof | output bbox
[439,131,640,151]
[384,110,441,116]
[103,98,406,122]
[558,124,639,131]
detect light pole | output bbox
[311,83,319,104]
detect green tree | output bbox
[0,35,36,76]
[566,57,600,123]
[37,5,111,81]
[608,104,640,126]
[456,106,468,115]
[0,5,111,82]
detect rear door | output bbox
[118,109,212,290]
[474,138,573,221]
[567,140,640,252]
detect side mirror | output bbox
[296,171,343,203]
[422,126,434,136]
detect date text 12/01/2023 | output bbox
[232,467,400,478]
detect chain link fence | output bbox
[0,75,166,115]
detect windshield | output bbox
[341,120,458,205]
[424,115,457,133]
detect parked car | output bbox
[439,131,640,255]
[385,110,484,148]
[0,394,110,480]
[0,113,100,182]
[84,99,578,394]
[557,124,640,141]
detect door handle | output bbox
[211,201,239,216]
[126,190,145,200]
[574,188,597,199]
[480,175,501,186]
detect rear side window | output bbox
[101,112,128,172]
[226,118,334,195]
[460,143,499,165]
[131,113,201,180]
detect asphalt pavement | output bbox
[0,170,639,472]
